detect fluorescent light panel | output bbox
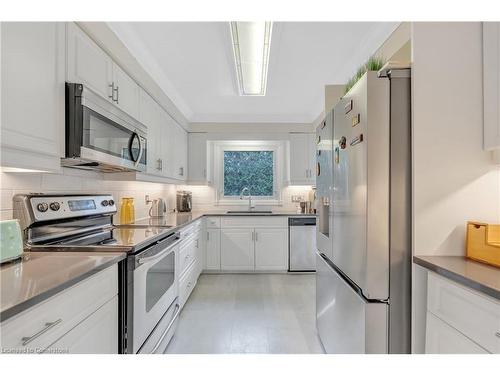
[230,22,273,96]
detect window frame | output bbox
[213,141,284,206]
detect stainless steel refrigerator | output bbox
[316,68,411,354]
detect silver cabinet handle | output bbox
[22,319,62,346]
[108,83,115,101]
[156,159,162,171]
[203,169,207,178]
[255,231,258,241]
[114,86,119,104]
[206,231,209,241]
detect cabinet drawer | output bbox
[179,237,196,277]
[1,265,117,352]
[180,220,202,240]
[179,260,198,308]
[45,296,118,354]
[206,216,221,228]
[221,216,287,228]
[427,272,500,353]
[425,312,489,354]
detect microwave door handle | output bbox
[135,134,144,168]
[129,132,143,167]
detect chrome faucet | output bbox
[239,187,255,211]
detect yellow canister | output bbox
[120,197,135,224]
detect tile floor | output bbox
[165,273,325,354]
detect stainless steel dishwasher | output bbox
[288,217,317,271]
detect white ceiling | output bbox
[109,22,399,124]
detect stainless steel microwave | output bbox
[62,83,147,172]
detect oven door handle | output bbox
[137,235,180,265]
[151,303,181,354]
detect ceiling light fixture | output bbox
[229,21,273,96]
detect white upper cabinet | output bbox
[483,22,500,150]
[289,133,316,185]
[66,22,113,100]
[188,133,210,184]
[67,23,139,125]
[172,123,188,181]
[1,22,65,172]
[139,89,162,175]
[112,63,140,120]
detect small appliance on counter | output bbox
[149,198,167,218]
[176,191,192,212]
[0,219,23,264]
[466,221,500,267]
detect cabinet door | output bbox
[289,133,310,184]
[139,90,162,175]
[177,125,188,181]
[112,63,140,120]
[1,22,64,172]
[220,228,254,271]
[193,229,204,278]
[205,229,221,270]
[254,228,288,271]
[425,312,489,354]
[66,22,113,101]
[47,296,118,354]
[307,133,317,184]
[188,133,209,183]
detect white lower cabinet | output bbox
[46,296,118,354]
[425,312,488,354]
[220,228,255,271]
[179,260,198,309]
[425,272,500,354]
[216,217,289,272]
[205,229,221,270]
[254,228,288,271]
[0,265,118,354]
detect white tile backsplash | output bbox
[0,169,313,222]
[0,170,175,222]
[175,184,314,213]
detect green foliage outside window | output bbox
[223,151,274,196]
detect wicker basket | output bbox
[466,221,500,268]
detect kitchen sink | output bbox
[226,210,273,214]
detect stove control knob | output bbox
[49,202,60,211]
[108,199,115,206]
[101,200,109,207]
[36,202,49,212]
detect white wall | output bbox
[0,169,176,223]
[411,22,500,353]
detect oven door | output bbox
[132,233,179,353]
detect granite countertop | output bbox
[0,252,125,322]
[122,210,317,229]
[413,255,500,300]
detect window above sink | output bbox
[212,140,285,206]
